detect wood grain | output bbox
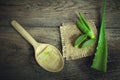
[0,0,120,80]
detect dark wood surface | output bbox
[0,0,120,80]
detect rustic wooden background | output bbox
[0,0,120,80]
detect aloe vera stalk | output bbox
[82,39,96,48]
[74,34,87,48]
[91,0,108,72]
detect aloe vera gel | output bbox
[38,46,60,68]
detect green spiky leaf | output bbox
[91,0,108,72]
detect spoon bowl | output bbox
[11,20,64,72]
[35,43,64,72]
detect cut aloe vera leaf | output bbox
[76,20,90,34]
[82,39,96,48]
[91,0,108,72]
[79,13,95,39]
[74,34,87,48]
[79,13,90,30]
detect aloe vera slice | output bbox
[82,39,96,48]
[74,34,87,48]
[91,0,108,72]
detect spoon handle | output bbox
[11,20,38,48]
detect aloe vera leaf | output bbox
[79,13,95,39]
[79,13,90,30]
[91,0,108,72]
[76,20,90,34]
[74,34,87,48]
[82,39,96,48]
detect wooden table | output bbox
[0,0,120,80]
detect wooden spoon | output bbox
[11,20,64,72]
